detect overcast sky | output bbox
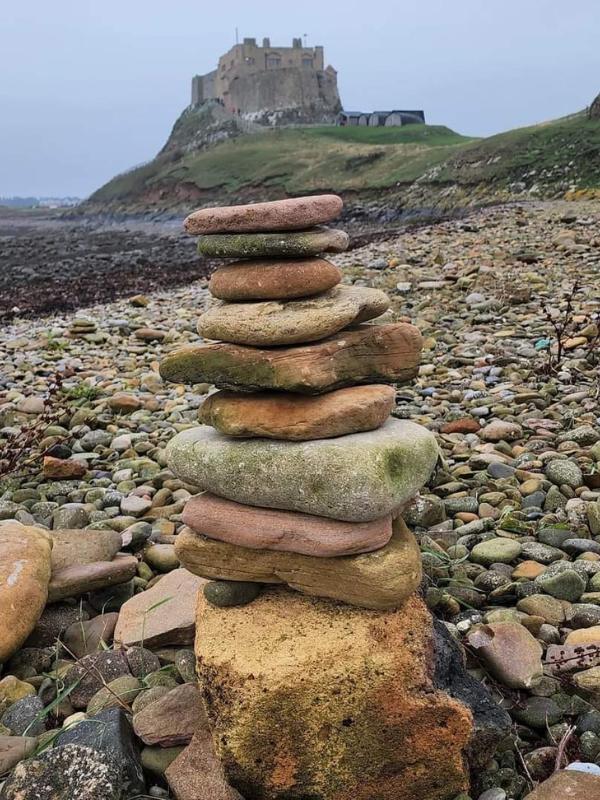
[1,0,598,197]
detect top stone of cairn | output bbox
[184,194,343,235]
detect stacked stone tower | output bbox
[159,196,508,799]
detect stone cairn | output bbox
[159,196,508,800]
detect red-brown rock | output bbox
[209,258,342,301]
[160,322,423,394]
[42,456,87,479]
[440,418,481,434]
[184,195,343,234]
[524,770,600,799]
[198,385,395,440]
[182,493,393,557]
[166,729,243,800]
[134,683,204,747]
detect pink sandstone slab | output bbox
[182,493,394,557]
[184,195,343,234]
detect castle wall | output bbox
[190,37,340,124]
[225,66,341,123]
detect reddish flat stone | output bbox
[524,770,600,799]
[440,418,481,434]
[198,385,395,440]
[114,568,207,648]
[160,322,423,394]
[48,556,137,602]
[183,493,393,557]
[184,195,343,234]
[43,456,87,479]
[166,728,243,800]
[209,258,342,301]
[134,683,204,747]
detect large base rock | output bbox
[195,588,510,800]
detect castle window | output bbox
[302,56,313,67]
[266,54,281,68]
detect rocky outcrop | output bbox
[194,588,510,800]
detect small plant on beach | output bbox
[0,372,66,487]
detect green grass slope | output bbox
[88,112,600,213]
[88,124,472,208]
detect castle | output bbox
[191,36,342,125]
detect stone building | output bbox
[191,36,341,125]
[339,109,426,127]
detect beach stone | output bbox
[479,420,523,442]
[42,456,87,479]
[0,677,35,715]
[194,587,509,800]
[48,555,138,602]
[545,460,584,488]
[167,419,438,523]
[125,646,161,677]
[114,568,207,648]
[132,685,170,715]
[523,770,600,799]
[204,581,262,608]
[198,385,395,440]
[0,735,37,775]
[209,257,342,301]
[512,696,563,729]
[133,683,203,747]
[142,745,186,775]
[64,650,131,709]
[160,322,423,394]
[25,603,88,648]
[517,595,566,626]
[62,612,119,658]
[465,622,543,689]
[198,285,390,346]
[0,743,122,800]
[185,195,343,234]
[565,627,600,645]
[182,493,393,557]
[196,227,349,258]
[0,524,53,663]
[471,538,522,565]
[176,517,421,610]
[535,569,586,601]
[165,729,243,800]
[87,675,142,715]
[50,528,122,571]
[56,707,145,798]
[1,695,44,736]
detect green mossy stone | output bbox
[535,569,586,601]
[197,227,349,259]
[166,419,439,523]
[204,580,262,608]
[470,538,522,565]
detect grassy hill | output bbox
[87,111,600,215]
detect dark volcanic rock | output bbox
[0,743,122,799]
[433,618,512,768]
[56,707,145,797]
